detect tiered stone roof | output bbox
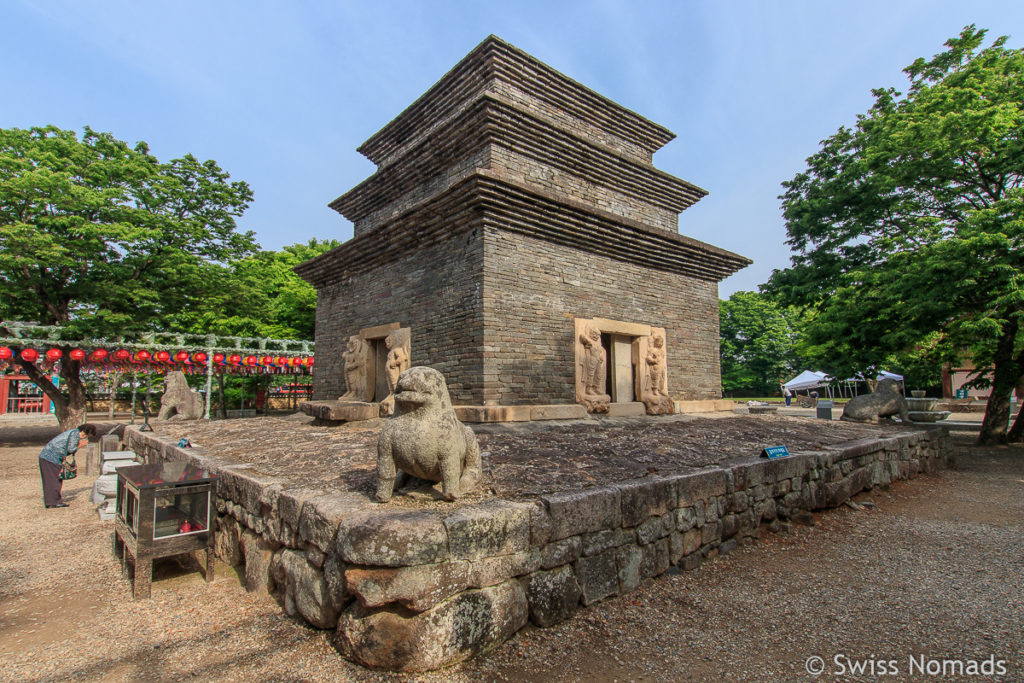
[297,35,750,286]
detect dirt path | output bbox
[0,426,1020,682]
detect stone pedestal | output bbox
[301,400,379,423]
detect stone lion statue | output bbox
[841,378,910,424]
[376,366,482,502]
[158,370,204,420]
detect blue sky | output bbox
[6,1,1023,297]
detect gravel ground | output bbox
[1,420,1021,682]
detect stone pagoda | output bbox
[296,35,750,421]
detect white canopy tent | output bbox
[783,370,830,392]
[782,370,905,399]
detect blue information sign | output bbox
[760,445,790,459]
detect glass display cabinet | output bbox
[113,462,218,599]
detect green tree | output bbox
[768,26,1024,443]
[719,291,810,396]
[0,125,256,428]
[172,239,340,339]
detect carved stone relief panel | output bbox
[636,327,673,414]
[574,318,610,413]
[340,335,373,402]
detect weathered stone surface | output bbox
[581,527,634,556]
[336,580,528,672]
[376,367,482,502]
[467,550,541,588]
[337,509,449,567]
[297,492,365,553]
[605,402,646,417]
[616,476,676,527]
[323,553,350,612]
[213,514,242,567]
[640,538,670,579]
[540,536,582,569]
[575,548,619,605]
[675,468,728,507]
[455,405,532,422]
[278,487,328,531]
[675,506,698,531]
[529,404,588,421]
[521,565,581,627]
[443,500,532,560]
[274,549,338,629]
[636,513,673,545]
[542,486,621,541]
[345,561,471,612]
[240,529,275,593]
[300,400,379,422]
[157,371,204,420]
[528,500,552,547]
[615,544,643,593]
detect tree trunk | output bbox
[14,354,87,430]
[1006,374,1024,443]
[978,321,1023,445]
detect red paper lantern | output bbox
[70,349,86,361]
[0,347,12,360]
[193,352,208,363]
[214,353,226,364]
[91,348,109,361]
[289,357,302,366]
[274,356,287,366]
[260,356,273,366]
[243,355,257,367]
[155,350,171,362]
[305,357,315,366]
[21,348,39,362]
[228,354,241,365]
[174,351,190,363]
[113,349,130,361]
[46,348,63,361]
[135,350,151,362]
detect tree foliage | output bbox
[0,125,257,427]
[171,239,340,340]
[768,26,1024,443]
[719,291,811,396]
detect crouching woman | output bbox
[38,423,96,508]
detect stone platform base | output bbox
[301,400,379,422]
[127,424,952,673]
[606,401,646,417]
[674,399,736,414]
[455,404,588,423]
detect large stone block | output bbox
[278,487,329,532]
[443,501,533,560]
[675,468,728,507]
[240,529,275,594]
[521,565,581,627]
[298,492,365,553]
[213,514,242,567]
[616,476,676,527]
[275,549,339,629]
[540,536,582,569]
[615,544,643,593]
[336,580,528,672]
[467,550,541,589]
[337,509,449,567]
[345,561,471,612]
[574,547,619,605]
[542,486,622,541]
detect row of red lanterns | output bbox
[0,346,313,367]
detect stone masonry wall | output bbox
[126,425,951,673]
[482,227,722,404]
[313,229,485,403]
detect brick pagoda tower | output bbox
[296,35,750,420]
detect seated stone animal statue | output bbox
[157,371,205,420]
[376,366,482,502]
[841,378,910,424]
